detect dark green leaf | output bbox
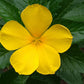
[0,44,13,69]
[63,5,84,22]
[0,69,3,74]
[57,70,83,84]
[0,18,5,25]
[0,69,29,84]
[56,45,84,84]
[0,25,2,29]
[5,0,28,12]
[31,72,60,84]
[0,69,18,84]
[51,0,84,24]
[27,77,47,84]
[5,0,50,13]
[27,0,50,8]
[11,75,29,84]
[79,40,84,48]
[0,0,21,23]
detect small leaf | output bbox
[0,44,13,69]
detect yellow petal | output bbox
[21,4,52,37]
[10,44,39,75]
[42,24,73,53]
[37,44,61,75]
[1,20,32,50]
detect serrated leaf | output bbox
[56,45,84,84]
[0,44,13,69]
[0,0,21,23]
[63,5,84,22]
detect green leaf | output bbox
[0,44,13,69]
[63,5,84,22]
[5,0,50,13]
[11,75,29,84]
[51,0,84,24]
[5,0,28,12]
[0,69,29,84]
[0,0,21,23]
[57,70,83,84]
[0,69,18,84]
[79,40,84,48]
[31,72,60,84]
[56,44,84,84]
[0,69,3,74]
[26,78,47,84]
[0,18,5,25]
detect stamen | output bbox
[31,39,43,46]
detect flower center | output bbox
[32,38,43,46]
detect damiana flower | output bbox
[0,4,73,75]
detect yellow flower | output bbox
[0,4,73,75]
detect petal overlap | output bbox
[37,44,61,75]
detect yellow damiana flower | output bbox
[0,4,73,75]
